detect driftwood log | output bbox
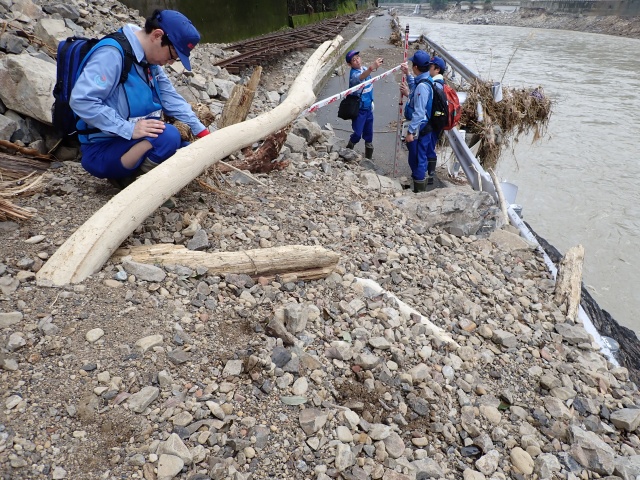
[36,37,342,287]
[112,244,340,282]
[530,225,640,384]
[218,66,262,129]
[554,244,585,321]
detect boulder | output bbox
[0,54,56,125]
[42,3,80,21]
[393,186,504,236]
[0,33,29,54]
[12,0,44,20]
[33,18,72,52]
[292,118,323,144]
[212,78,236,101]
[569,425,615,475]
[359,171,402,193]
[0,114,19,141]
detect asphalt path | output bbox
[310,12,413,179]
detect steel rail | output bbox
[215,12,372,74]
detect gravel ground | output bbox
[2,2,640,480]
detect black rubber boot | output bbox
[139,157,159,174]
[365,142,374,159]
[346,141,355,149]
[427,157,437,185]
[108,176,137,190]
[413,179,426,193]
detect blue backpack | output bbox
[404,78,448,133]
[52,31,135,136]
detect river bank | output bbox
[425,7,640,39]
[2,2,640,479]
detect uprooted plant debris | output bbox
[0,141,52,221]
[456,80,552,169]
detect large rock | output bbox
[393,186,503,236]
[157,433,193,465]
[292,118,323,144]
[554,322,592,345]
[489,229,536,252]
[42,4,80,21]
[0,33,29,55]
[0,312,23,329]
[33,18,72,52]
[569,425,615,475]
[122,260,166,282]
[12,0,44,20]
[285,132,306,154]
[359,171,402,193]
[614,455,640,480]
[212,78,236,101]
[299,408,327,436]
[610,408,640,432]
[0,54,56,125]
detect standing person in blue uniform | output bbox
[400,51,446,192]
[344,49,383,160]
[69,9,210,189]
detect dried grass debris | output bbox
[457,80,553,169]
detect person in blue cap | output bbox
[70,9,210,189]
[400,51,446,192]
[344,49,383,160]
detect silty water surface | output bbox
[400,16,640,332]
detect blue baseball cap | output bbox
[430,56,446,72]
[408,50,430,68]
[345,50,359,63]
[156,10,200,71]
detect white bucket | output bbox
[492,82,503,103]
[500,181,518,205]
[511,204,523,218]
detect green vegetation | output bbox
[290,11,339,27]
[338,0,357,14]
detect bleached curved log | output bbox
[36,37,342,287]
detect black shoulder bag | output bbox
[338,89,363,120]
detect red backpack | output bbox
[420,80,462,132]
[440,83,461,131]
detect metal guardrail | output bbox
[422,36,480,83]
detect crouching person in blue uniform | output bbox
[69,9,210,189]
[345,50,383,160]
[400,51,444,193]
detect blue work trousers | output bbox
[349,108,374,145]
[407,130,437,181]
[81,124,183,179]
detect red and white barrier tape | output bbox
[300,64,403,117]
